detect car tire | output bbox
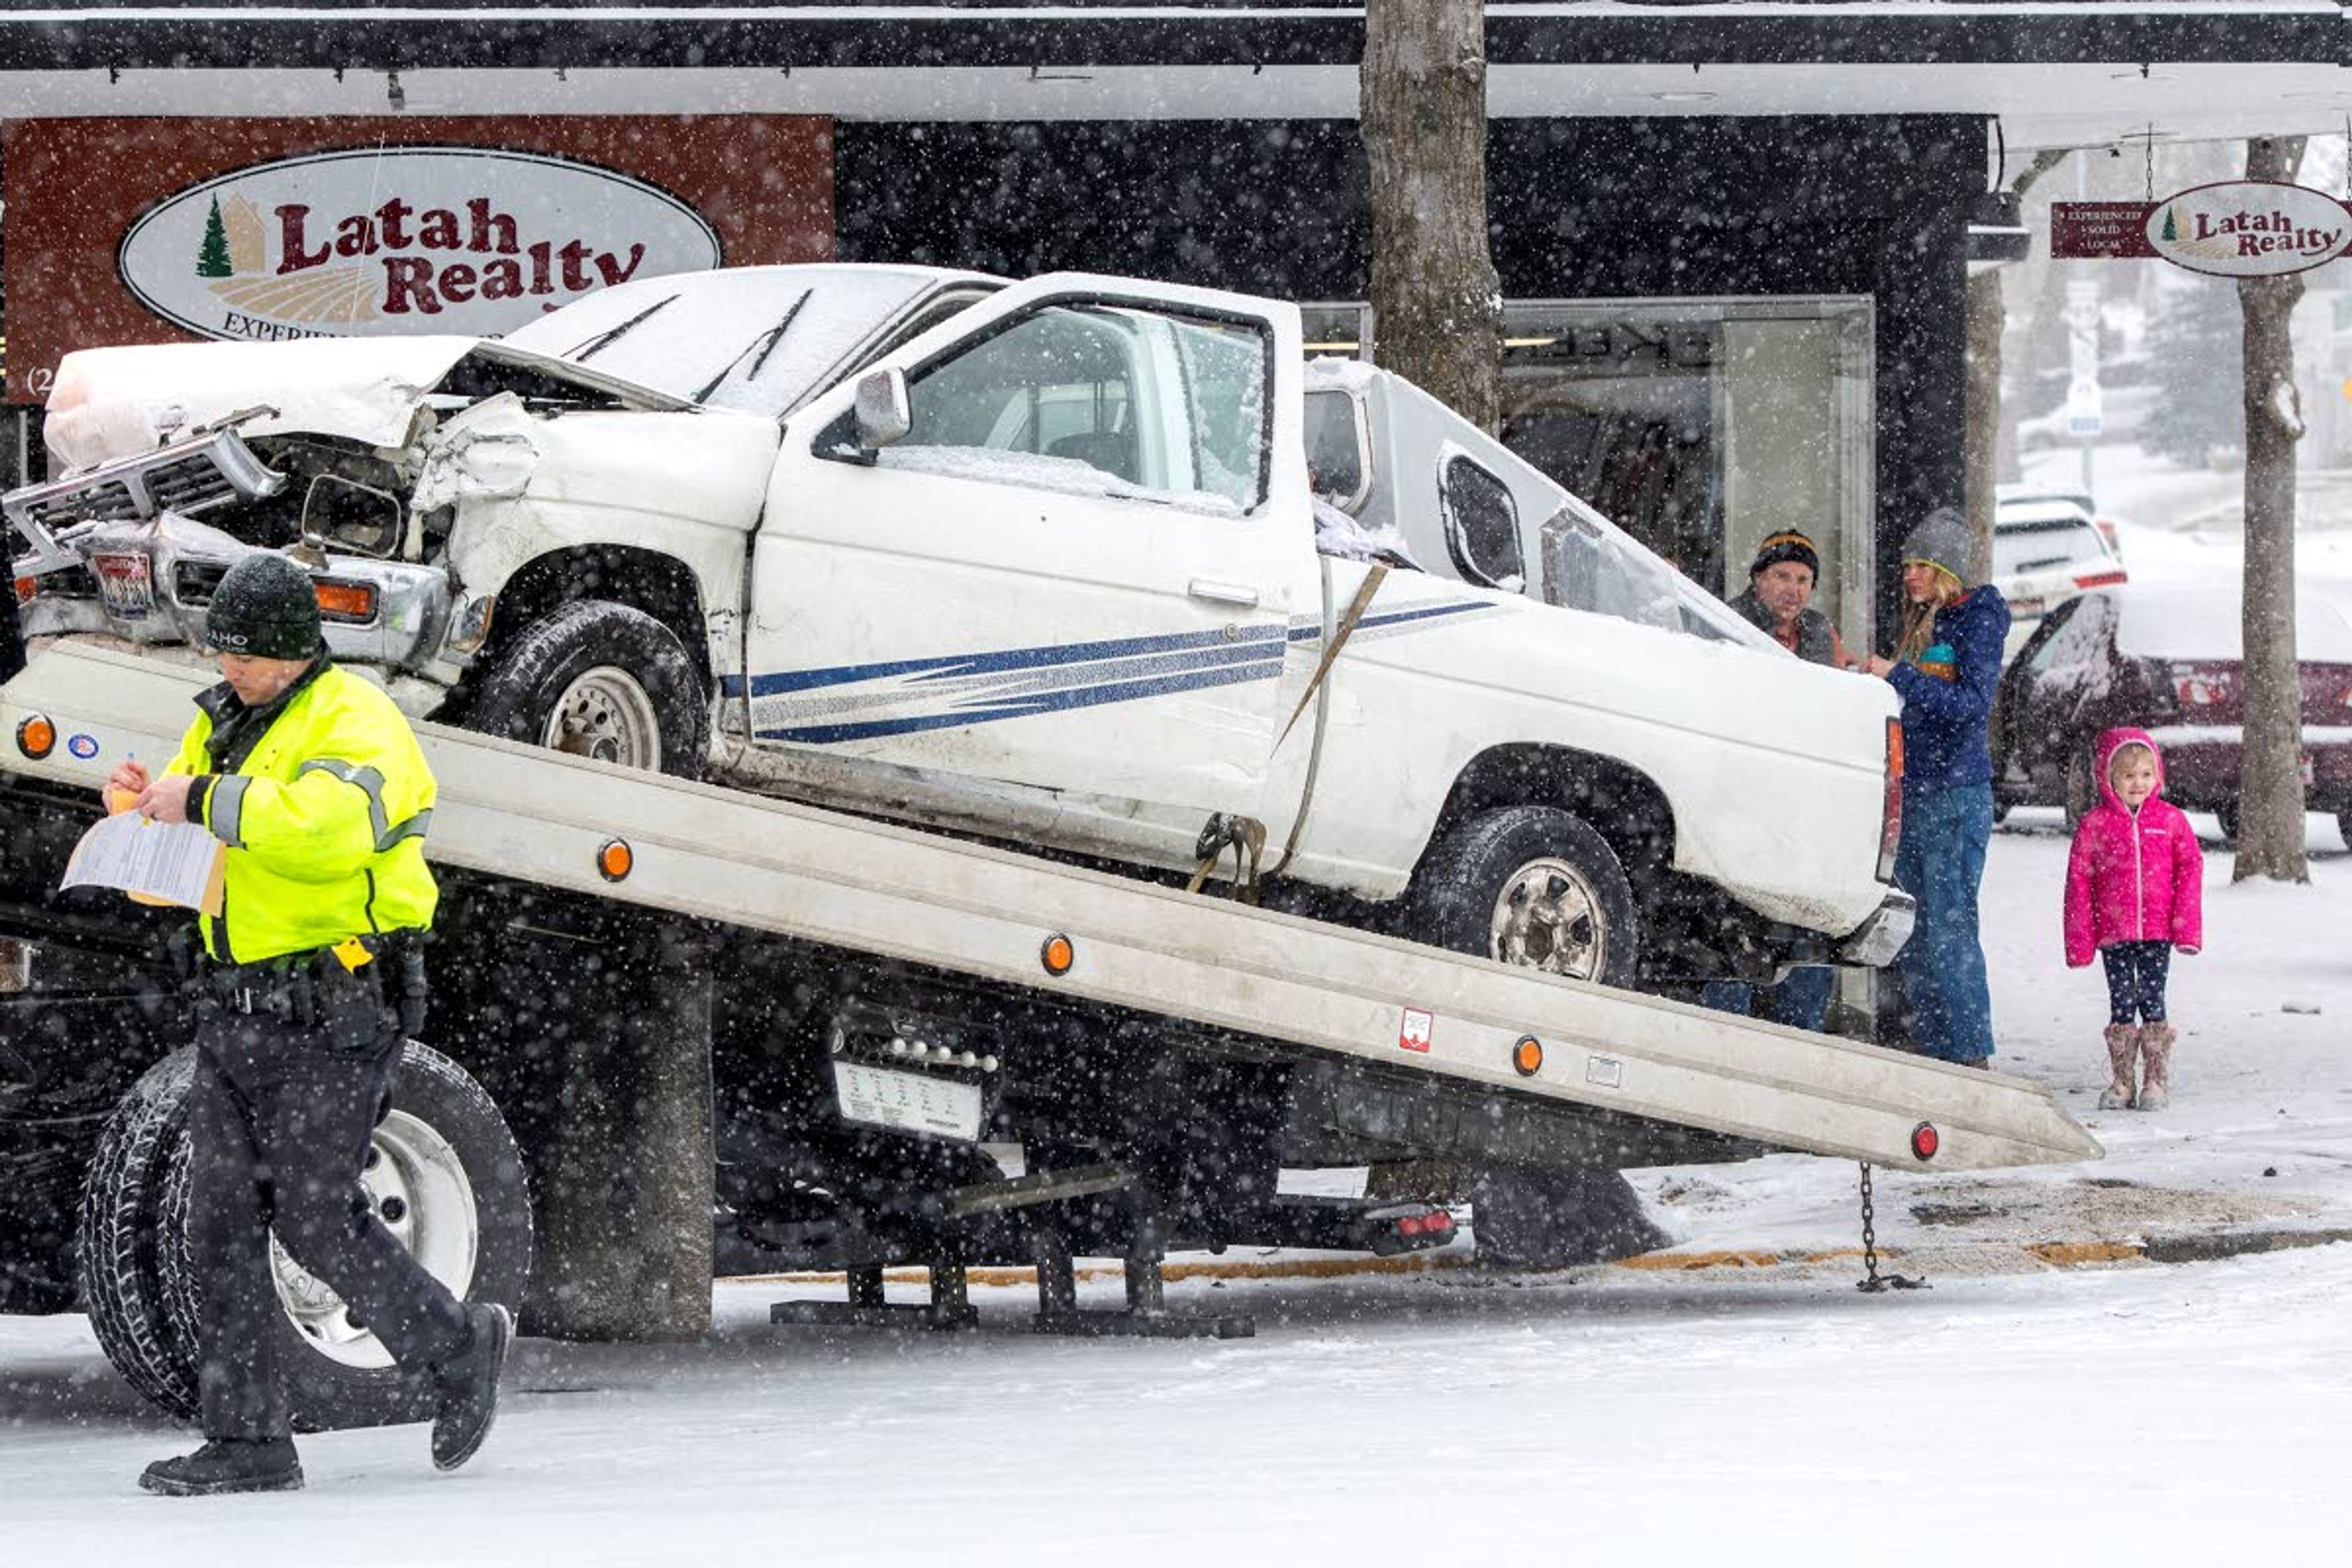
[2338,809,2352,853]
[2215,798,2243,843]
[1408,805,1641,988]
[78,1042,532,1431]
[2064,745,2097,832]
[469,600,708,778]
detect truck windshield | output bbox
[1540,500,1779,651]
[503,267,944,420]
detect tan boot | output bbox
[2097,1023,2139,1110]
[2136,1023,2176,1111]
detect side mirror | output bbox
[853,368,912,451]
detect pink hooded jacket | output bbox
[2064,727,2204,968]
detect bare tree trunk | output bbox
[2234,135,2309,884]
[1362,0,1501,431]
[1962,149,2070,585]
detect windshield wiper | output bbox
[690,291,812,405]
[562,293,679,365]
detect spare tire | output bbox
[469,599,708,778]
[78,1042,532,1431]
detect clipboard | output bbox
[59,791,228,916]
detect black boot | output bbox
[139,1438,304,1497]
[431,1302,514,1472]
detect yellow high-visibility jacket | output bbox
[163,661,438,963]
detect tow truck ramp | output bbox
[3,643,2099,1178]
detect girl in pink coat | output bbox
[2064,728,2204,1110]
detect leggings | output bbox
[2100,940,2171,1025]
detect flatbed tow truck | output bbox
[1,641,2098,1428]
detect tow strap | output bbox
[1276,562,1388,751]
[1188,562,1389,903]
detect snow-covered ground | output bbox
[6,442,2349,1561]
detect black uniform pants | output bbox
[186,967,470,1442]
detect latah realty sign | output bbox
[2053,179,2350,276]
[121,148,722,342]
[2,116,835,402]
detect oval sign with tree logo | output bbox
[2144,179,2351,279]
[118,146,723,342]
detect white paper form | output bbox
[61,810,226,914]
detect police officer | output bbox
[105,552,511,1496]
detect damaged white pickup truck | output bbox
[7,265,1909,988]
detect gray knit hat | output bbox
[1900,506,1975,589]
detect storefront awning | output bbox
[0,3,2340,149]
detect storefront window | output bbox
[1498,296,1875,651]
[1297,295,1873,648]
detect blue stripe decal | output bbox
[1287,598,1494,643]
[760,654,1285,744]
[724,620,1289,700]
[727,595,1496,744]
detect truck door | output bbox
[745,279,1308,827]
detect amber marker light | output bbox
[13,575,36,605]
[1041,933,1076,976]
[16,714,56,760]
[313,579,380,622]
[597,839,634,882]
[1512,1036,1544,1077]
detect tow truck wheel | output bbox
[77,1042,532,1431]
[1409,805,1640,989]
[470,599,708,778]
[1468,1163,1670,1270]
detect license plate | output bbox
[832,1061,983,1142]
[92,552,154,620]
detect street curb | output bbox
[736,1225,2352,1291]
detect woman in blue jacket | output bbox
[1864,507,2010,1066]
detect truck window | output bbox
[888,303,1269,514]
[1440,455,1523,588]
[1305,389,1368,509]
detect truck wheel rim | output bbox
[544,664,663,769]
[1489,858,1605,981]
[268,1108,481,1370]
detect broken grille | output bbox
[5,432,287,573]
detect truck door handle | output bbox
[1188,579,1261,609]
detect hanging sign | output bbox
[2054,183,2350,276]
[117,147,723,343]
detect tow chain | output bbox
[1855,1161,1928,1294]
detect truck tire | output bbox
[2214,798,2242,843]
[1409,805,1640,988]
[470,600,708,778]
[78,1042,532,1431]
[1469,1163,1670,1270]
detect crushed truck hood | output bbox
[42,336,695,472]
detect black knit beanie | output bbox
[1749,530,1822,580]
[205,553,324,662]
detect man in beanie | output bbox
[1706,530,1847,1030]
[1728,529,1849,668]
[1863,507,2010,1065]
[102,551,513,1494]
